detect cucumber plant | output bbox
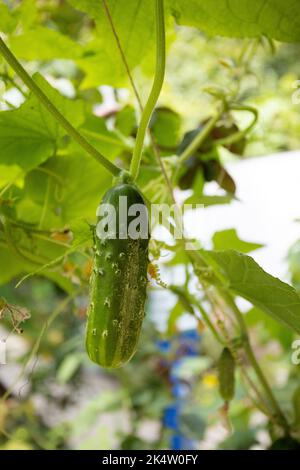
[1,0,300,446]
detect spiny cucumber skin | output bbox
[86,184,149,368]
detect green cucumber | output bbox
[86,183,149,368]
[218,347,235,402]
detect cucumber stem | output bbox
[130,0,166,181]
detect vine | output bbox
[130,0,166,181]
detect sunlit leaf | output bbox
[169,0,300,43]
[213,229,263,253]
[204,249,300,334]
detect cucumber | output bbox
[86,183,149,368]
[218,347,235,402]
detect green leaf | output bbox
[213,229,263,253]
[10,26,83,60]
[33,73,85,131]
[203,250,300,334]
[70,0,155,86]
[23,152,111,227]
[167,246,189,266]
[43,270,74,294]
[57,354,82,383]
[169,0,300,43]
[15,0,38,30]
[0,103,56,172]
[0,246,27,285]
[79,115,127,160]
[115,105,137,136]
[17,197,60,227]
[245,307,293,348]
[0,3,17,33]
[0,165,23,186]
[184,194,233,206]
[70,219,92,246]
[150,107,182,149]
[167,301,185,334]
[0,74,85,172]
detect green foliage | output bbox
[169,0,300,43]
[245,307,293,349]
[10,26,83,60]
[204,250,300,334]
[0,3,17,33]
[213,229,263,254]
[0,0,300,451]
[150,107,181,149]
[70,0,155,87]
[0,74,84,172]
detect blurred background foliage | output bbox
[0,0,300,450]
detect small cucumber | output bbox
[218,347,235,402]
[86,183,149,368]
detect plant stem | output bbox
[0,70,27,97]
[103,0,174,199]
[181,248,289,429]
[214,104,258,147]
[3,218,47,267]
[177,106,224,164]
[196,301,225,344]
[170,285,224,344]
[220,288,289,430]
[95,0,285,430]
[130,0,165,181]
[0,37,120,177]
[102,0,143,111]
[1,292,77,403]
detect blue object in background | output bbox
[159,329,200,450]
[180,330,200,341]
[163,405,180,430]
[156,339,172,353]
[171,382,190,399]
[171,434,195,451]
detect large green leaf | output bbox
[70,0,155,86]
[0,3,17,33]
[0,74,85,172]
[10,26,83,60]
[0,103,56,172]
[203,249,300,334]
[21,152,111,227]
[245,307,293,348]
[150,107,182,149]
[169,0,300,43]
[79,115,129,160]
[0,246,28,285]
[0,245,74,291]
